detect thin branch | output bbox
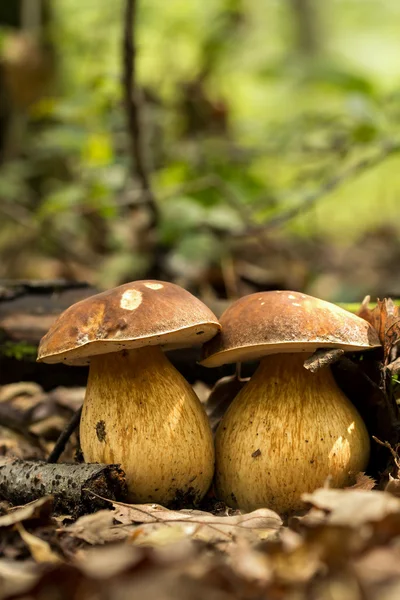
[234,141,400,238]
[123,0,158,227]
[372,436,400,470]
[47,406,82,463]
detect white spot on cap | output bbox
[120,289,143,311]
[77,333,90,346]
[292,302,301,307]
[288,294,296,299]
[144,283,163,290]
[261,302,265,306]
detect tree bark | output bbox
[0,459,127,515]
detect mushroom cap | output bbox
[37,281,221,365]
[200,291,381,367]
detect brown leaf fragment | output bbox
[74,544,144,579]
[63,510,128,545]
[113,501,281,530]
[345,472,376,491]
[0,495,53,528]
[302,488,400,527]
[0,559,40,600]
[16,523,61,564]
[304,348,345,373]
[384,475,400,498]
[358,297,400,363]
[110,502,282,547]
[357,295,376,327]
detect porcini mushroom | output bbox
[200,291,381,514]
[38,281,220,505]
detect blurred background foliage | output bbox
[0,0,400,302]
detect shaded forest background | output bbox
[0,0,400,303]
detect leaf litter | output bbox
[1,298,400,598]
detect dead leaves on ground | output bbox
[4,487,400,599]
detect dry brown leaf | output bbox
[63,510,128,545]
[16,523,61,564]
[0,559,40,600]
[345,472,376,491]
[74,544,143,579]
[384,475,400,498]
[0,495,53,528]
[110,503,282,548]
[113,502,282,531]
[302,488,400,526]
[131,523,198,547]
[358,297,400,363]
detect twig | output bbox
[234,141,400,238]
[47,406,82,464]
[303,348,345,373]
[123,0,158,228]
[372,436,400,471]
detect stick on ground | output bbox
[0,459,128,516]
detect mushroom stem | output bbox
[80,346,214,505]
[215,353,370,514]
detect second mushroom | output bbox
[201,291,381,514]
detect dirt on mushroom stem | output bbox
[80,345,215,506]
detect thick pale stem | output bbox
[80,346,214,505]
[215,353,370,513]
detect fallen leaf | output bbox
[302,488,400,526]
[74,544,143,579]
[358,297,400,363]
[0,559,40,600]
[0,496,53,528]
[16,523,61,564]
[111,502,282,548]
[63,510,128,545]
[345,472,376,491]
[113,502,281,531]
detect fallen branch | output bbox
[0,459,128,516]
[47,406,83,464]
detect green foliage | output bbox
[1,341,37,361]
[1,0,400,290]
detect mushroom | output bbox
[38,281,220,505]
[200,291,381,514]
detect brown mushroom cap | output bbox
[200,291,381,367]
[38,281,221,365]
